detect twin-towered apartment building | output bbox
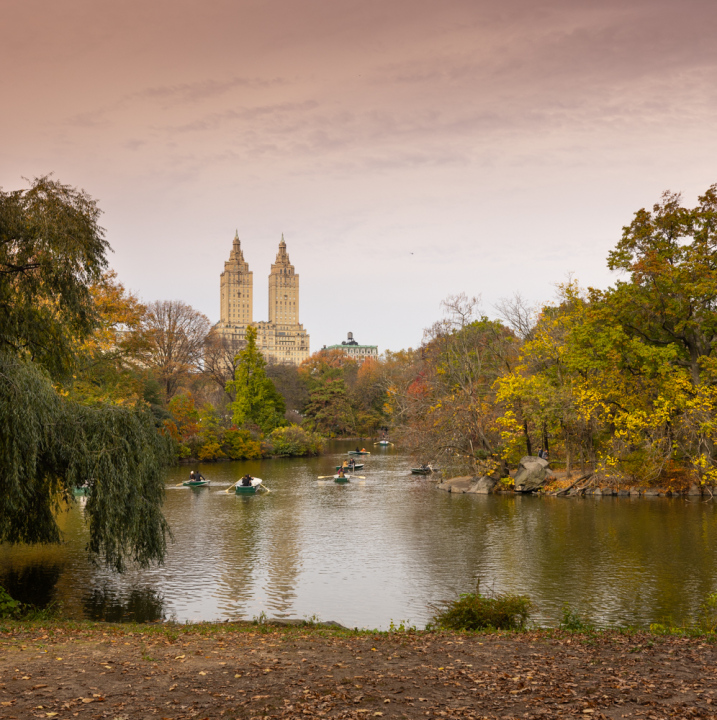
[215,233,311,366]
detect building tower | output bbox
[216,232,310,366]
[219,231,253,335]
[268,235,299,326]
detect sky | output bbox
[3,0,717,353]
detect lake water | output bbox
[2,440,717,629]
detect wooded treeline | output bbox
[381,185,717,488]
[62,182,717,489]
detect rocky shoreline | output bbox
[437,455,708,498]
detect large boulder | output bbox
[468,476,498,494]
[437,475,499,494]
[513,455,549,493]
[437,476,474,493]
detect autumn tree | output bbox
[69,270,153,405]
[141,299,210,401]
[299,350,357,435]
[392,295,519,475]
[202,328,243,400]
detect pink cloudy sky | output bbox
[2,0,717,352]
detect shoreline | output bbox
[1,621,715,719]
[438,469,711,499]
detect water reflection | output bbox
[83,586,165,623]
[0,563,62,609]
[1,441,717,628]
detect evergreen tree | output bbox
[227,326,286,433]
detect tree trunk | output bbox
[566,443,572,479]
[523,420,532,456]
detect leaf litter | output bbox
[0,625,715,718]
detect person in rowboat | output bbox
[189,470,196,481]
[240,474,253,487]
[337,468,346,478]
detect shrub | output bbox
[223,427,262,460]
[429,590,532,631]
[559,604,595,632]
[695,592,717,633]
[267,424,325,457]
[0,585,22,619]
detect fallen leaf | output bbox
[175,654,185,659]
[199,671,207,675]
[81,698,94,703]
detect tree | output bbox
[394,296,519,476]
[0,176,171,569]
[227,326,286,433]
[0,175,108,377]
[202,328,243,400]
[299,350,356,435]
[141,300,210,401]
[70,270,151,406]
[265,361,309,413]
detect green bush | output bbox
[429,590,532,631]
[559,604,595,632]
[695,592,717,633]
[267,425,325,457]
[0,585,23,619]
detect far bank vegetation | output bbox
[14,177,717,492]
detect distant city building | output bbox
[323,332,378,364]
[215,232,310,365]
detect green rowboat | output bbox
[183,479,210,487]
[235,478,263,495]
[348,450,370,455]
[335,463,364,470]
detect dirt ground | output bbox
[0,623,716,720]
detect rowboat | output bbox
[183,479,210,487]
[335,463,364,470]
[411,468,431,475]
[334,474,351,483]
[235,477,263,495]
[375,440,391,446]
[348,450,370,455]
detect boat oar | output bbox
[224,481,239,493]
[318,475,336,479]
